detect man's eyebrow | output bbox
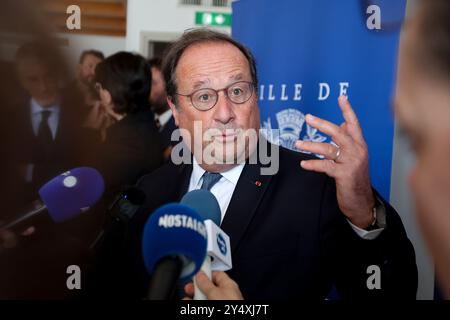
[191,79,211,90]
[229,73,244,81]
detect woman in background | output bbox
[92,52,163,198]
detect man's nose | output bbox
[212,91,235,124]
[39,79,49,92]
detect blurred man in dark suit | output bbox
[0,1,97,299]
[148,57,177,161]
[64,50,105,123]
[12,42,87,203]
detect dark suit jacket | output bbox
[10,96,89,204]
[94,108,163,198]
[2,97,97,298]
[92,143,417,300]
[159,115,177,150]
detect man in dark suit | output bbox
[12,42,88,203]
[1,42,96,299]
[148,57,177,161]
[94,29,417,299]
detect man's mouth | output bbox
[213,130,239,142]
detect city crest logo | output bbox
[262,108,327,156]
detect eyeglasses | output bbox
[175,81,255,111]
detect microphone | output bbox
[89,186,146,252]
[142,203,207,300]
[0,167,104,232]
[181,189,232,300]
[110,186,146,221]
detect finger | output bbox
[295,140,339,160]
[212,271,235,289]
[338,95,359,124]
[184,282,195,297]
[300,159,336,176]
[195,270,216,295]
[305,114,350,146]
[20,226,35,236]
[338,96,364,142]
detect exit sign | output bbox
[195,11,231,27]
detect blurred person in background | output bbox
[91,51,163,199]
[148,57,177,161]
[12,42,88,203]
[0,0,96,299]
[77,50,104,89]
[64,50,105,125]
[8,42,87,203]
[395,0,450,298]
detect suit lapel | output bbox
[176,162,193,200]
[221,161,273,253]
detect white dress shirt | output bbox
[188,157,244,223]
[155,109,173,129]
[187,157,385,240]
[30,98,60,139]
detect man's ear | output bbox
[167,96,180,127]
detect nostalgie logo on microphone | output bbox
[158,214,207,239]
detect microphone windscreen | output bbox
[142,203,207,281]
[38,167,105,223]
[181,189,221,225]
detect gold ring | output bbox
[334,147,341,161]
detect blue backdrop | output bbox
[232,0,405,200]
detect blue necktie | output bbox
[200,172,222,191]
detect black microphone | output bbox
[109,186,146,222]
[147,256,183,300]
[0,167,104,233]
[89,186,146,252]
[1,199,48,232]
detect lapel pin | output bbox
[255,180,262,187]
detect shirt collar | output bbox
[30,98,60,115]
[155,109,172,126]
[191,157,245,188]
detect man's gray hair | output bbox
[161,28,258,105]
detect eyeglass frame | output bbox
[173,80,256,111]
